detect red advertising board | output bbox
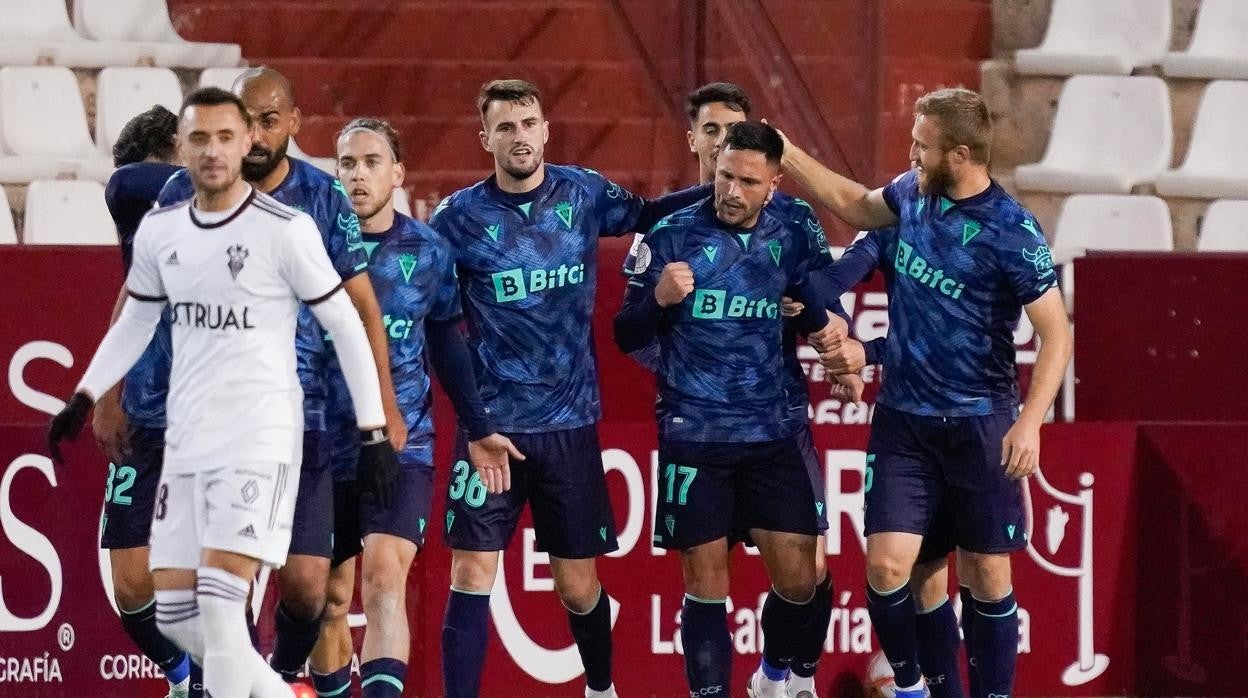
[0,419,1142,697]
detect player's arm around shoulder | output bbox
[777,131,899,231]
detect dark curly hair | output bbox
[112,104,178,167]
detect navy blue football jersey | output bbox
[324,213,459,476]
[430,165,646,432]
[622,198,828,442]
[864,170,1058,416]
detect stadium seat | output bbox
[1052,195,1174,253]
[393,187,412,217]
[0,67,114,183]
[1162,0,1248,79]
[1014,76,1172,194]
[0,39,42,68]
[23,180,117,245]
[0,0,143,67]
[198,67,249,91]
[1015,0,1171,76]
[1198,200,1248,251]
[288,139,337,176]
[1155,81,1248,199]
[96,67,183,158]
[75,0,242,69]
[0,194,17,244]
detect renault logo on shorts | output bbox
[241,479,259,504]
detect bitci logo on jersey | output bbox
[491,264,586,303]
[689,289,777,320]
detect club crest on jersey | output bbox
[398,253,417,283]
[554,200,574,229]
[1022,245,1055,275]
[768,239,783,266]
[226,244,249,280]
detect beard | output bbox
[713,196,761,228]
[499,145,543,182]
[241,138,289,182]
[190,164,239,195]
[918,159,954,195]
[501,159,541,182]
[356,196,390,224]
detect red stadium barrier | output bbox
[1,247,1244,696]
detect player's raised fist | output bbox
[655,262,695,307]
[48,392,93,464]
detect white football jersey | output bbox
[127,188,342,472]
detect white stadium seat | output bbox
[0,0,143,67]
[1053,195,1174,253]
[1198,200,1248,251]
[288,139,338,176]
[1162,0,1248,80]
[76,0,242,69]
[1015,76,1172,194]
[0,67,114,183]
[0,194,17,244]
[1155,81,1248,199]
[1015,0,1171,76]
[96,67,184,157]
[198,67,249,92]
[23,180,117,245]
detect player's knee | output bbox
[773,577,816,605]
[680,553,731,600]
[113,569,155,610]
[866,555,911,591]
[362,562,406,609]
[279,560,330,617]
[963,553,1012,600]
[279,573,328,620]
[321,597,349,624]
[554,577,600,613]
[450,551,499,593]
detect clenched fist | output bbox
[655,262,695,307]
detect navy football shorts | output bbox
[287,430,334,558]
[330,445,435,567]
[791,415,830,534]
[864,404,1027,555]
[100,427,165,550]
[654,436,820,551]
[443,424,618,560]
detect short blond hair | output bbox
[915,88,992,164]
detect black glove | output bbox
[48,392,93,464]
[357,428,399,509]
